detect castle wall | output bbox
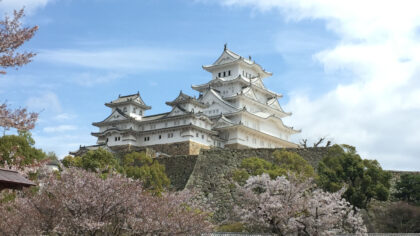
[145,140,210,155]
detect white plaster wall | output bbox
[211,64,239,80]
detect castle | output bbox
[72,46,300,156]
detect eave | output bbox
[202,59,272,78]
[224,109,300,134]
[214,124,299,147]
[224,94,291,118]
[105,101,151,110]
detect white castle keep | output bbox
[74,46,300,156]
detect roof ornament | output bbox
[248,55,252,60]
[224,43,227,50]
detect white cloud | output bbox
[43,124,77,133]
[26,91,61,113]
[68,72,124,87]
[216,0,420,170]
[54,113,76,121]
[0,0,54,14]
[37,47,208,72]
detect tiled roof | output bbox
[0,168,35,187]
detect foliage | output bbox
[63,150,170,193]
[317,144,391,209]
[235,173,367,235]
[394,173,420,205]
[0,135,45,167]
[272,149,316,179]
[121,151,170,194]
[62,148,120,175]
[0,168,213,235]
[371,201,420,233]
[216,222,245,232]
[0,8,38,74]
[233,150,316,184]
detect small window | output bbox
[168,133,174,138]
[118,137,121,141]
[196,133,199,137]
[202,134,204,139]
[139,110,143,115]
[223,71,226,77]
[133,108,137,113]
[228,70,231,76]
[115,137,117,141]
[159,135,162,139]
[218,72,221,77]
[123,107,127,112]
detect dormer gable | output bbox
[92,108,130,127]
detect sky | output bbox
[1,0,419,171]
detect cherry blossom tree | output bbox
[0,168,213,235]
[0,8,38,133]
[235,174,367,235]
[0,8,38,75]
[0,103,38,133]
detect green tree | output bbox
[62,148,120,175]
[233,150,316,184]
[272,149,316,179]
[121,151,170,194]
[17,130,35,146]
[318,144,391,209]
[0,135,45,167]
[63,150,170,194]
[394,173,420,206]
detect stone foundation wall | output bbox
[156,155,198,191]
[224,143,250,149]
[189,141,211,155]
[184,147,330,222]
[146,141,210,155]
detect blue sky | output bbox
[1,0,420,171]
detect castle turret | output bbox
[105,92,151,120]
